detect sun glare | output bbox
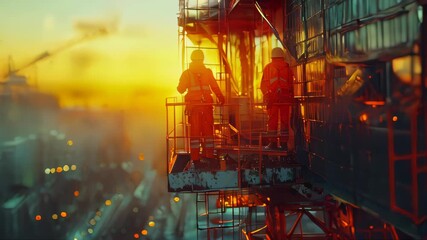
[0,1,180,110]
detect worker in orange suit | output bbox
[260,47,294,150]
[177,49,225,167]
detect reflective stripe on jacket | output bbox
[177,62,223,103]
[261,58,294,102]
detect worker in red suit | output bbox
[177,49,225,167]
[260,47,294,150]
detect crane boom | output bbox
[3,26,110,80]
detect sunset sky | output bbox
[0,0,181,109]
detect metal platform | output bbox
[168,148,302,192]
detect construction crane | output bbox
[2,18,115,83]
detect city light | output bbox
[45,165,77,174]
[359,113,368,122]
[89,218,97,226]
[63,165,70,171]
[35,215,42,221]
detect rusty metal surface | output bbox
[168,166,300,192]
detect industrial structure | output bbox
[166,0,427,239]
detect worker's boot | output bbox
[190,148,200,167]
[203,148,220,169]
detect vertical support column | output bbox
[422,1,427,97]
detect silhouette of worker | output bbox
[260,47,294,150]
[177,49,225,168]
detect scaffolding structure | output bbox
[168,0,427,239]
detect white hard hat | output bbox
[191,49,204,61]
[271,47,285,58]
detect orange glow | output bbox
[300,104,305,118]
[217,193,261,208]
[35,215,42,221]
[392,55,421,86]
[74,190,80,197]
[392,116,398,122]
[359,113,368,122]
[138,153,145,161]
[60,211,67,218]
[105,200,112,206]
[340,219,349,227]
[364,100,385,107]
[56,167,63,173]
[133,233,139,239]
[141,229,148,236]
[0,2,181,111]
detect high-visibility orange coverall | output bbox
[260,58,294,147]
[177,61,225,161]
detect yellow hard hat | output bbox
[191,49,204,61]
[271,47,285,58]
